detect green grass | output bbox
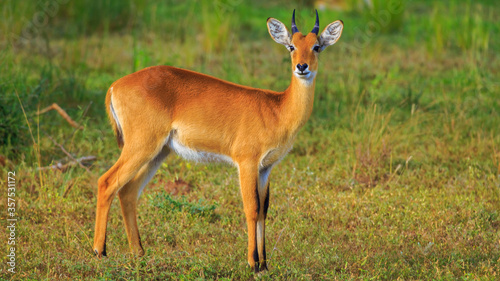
[1,0,500,279]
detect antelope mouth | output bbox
[295,71,311,76]
[294,70,314,79]
[294,70,316,82]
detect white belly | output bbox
[167,136,234,165]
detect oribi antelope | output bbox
[93,10,343,272]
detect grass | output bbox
[1,0,500,279]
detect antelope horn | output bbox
[291,9,299,35]
[311,9,319,35]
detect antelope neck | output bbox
[281,74,316,132]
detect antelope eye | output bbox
[313,45,321,52]
[289,45,295,52]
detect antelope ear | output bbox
[267,18,291,46]
[318,20,343,51]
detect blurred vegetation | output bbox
[0,0,499,279]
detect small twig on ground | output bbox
[68,101,92,149]
[46,134,92,173]
[63,179,76,198]
[37,103,83,129]
[268,226,287,267]
[37,156,96,172]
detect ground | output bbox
[1,0,499,279]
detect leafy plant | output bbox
[151,191,219,219]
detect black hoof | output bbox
[261,263,268,271]
[102,242,107,257]
[94,247,107,258]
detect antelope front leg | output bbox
[257,166,272,271]
[238,160,268,273]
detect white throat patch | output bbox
[294,71,317,85]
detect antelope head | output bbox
[267,10,344,83]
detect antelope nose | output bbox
[297,63,308,72]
